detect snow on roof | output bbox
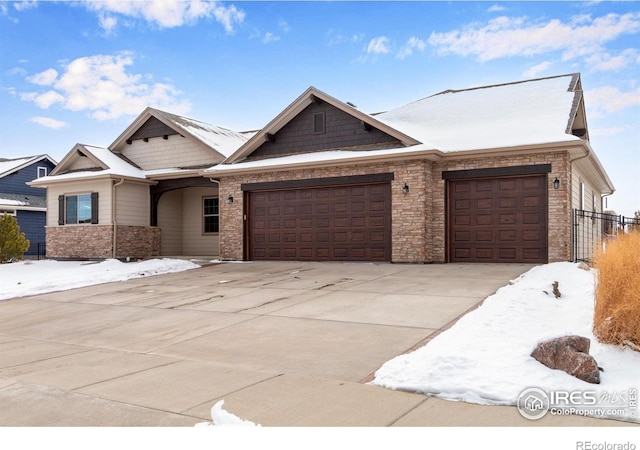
[375,74,581,152]
[35,146,147,183]
[0,198,27,206]
[206,143,437,174]
[0,155,54,178]
[152,109,250,158]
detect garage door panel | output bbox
[449,175,547,263]
[249,183,391,261]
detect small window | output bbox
[313,112,325,134]
[203,197,219,233]
[593,194,597,211]
[579,182,585,210]
[0,209,16,216]
[37,166,48,178]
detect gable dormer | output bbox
[224,87,420,165]
[247,96,405,161]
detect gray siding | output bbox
[248,102,402,160]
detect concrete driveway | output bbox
[0,261,628,426]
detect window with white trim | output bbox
[37,166,48,178]
[203,197,219,233]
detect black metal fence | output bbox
[37,242,46,260]
[573,209,639,262]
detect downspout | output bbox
[112,178,125,259]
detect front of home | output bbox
[31,73,614,263]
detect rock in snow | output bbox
[531,336,600,384]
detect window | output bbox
[313,112,325,134]
[37,166,48,178]
[203,197,219,233]
[0,209,16,216]
[58,193,98,225]
[579,182,585,210]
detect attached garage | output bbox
[445,166,550,263]
[243,175,392,262]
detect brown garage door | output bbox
[248,183,391,261]
[448,175,547,263]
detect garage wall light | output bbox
[553,178,560,190]
[227,195,234,204]
[402,183,410,195]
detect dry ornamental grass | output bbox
[593,231,640,351]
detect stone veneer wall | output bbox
[219,150,572,263]
[46,225,161,260]
[115,226,161,259]
[219,159,429,262]
[46,225,114,259]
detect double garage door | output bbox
[247,182,392,261]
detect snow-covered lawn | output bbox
[1,259,638,427]
[0,258,200,301]
[372,262,640,424]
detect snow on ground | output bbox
[0,258,200,301]
[372,262,640,423]
[195,400,261,427]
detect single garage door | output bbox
[448,175,548,263]
[248,183,391,261]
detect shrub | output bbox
[593,231,640,351]
[0,213,30,263]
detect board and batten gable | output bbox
[114,134,224,170]
[247,101,404,161]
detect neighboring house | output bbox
[0,155,57,256]
[206,73,614,263]
[30,109,251,259]
[31,73,614,263]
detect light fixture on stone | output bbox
[402,183,409,195]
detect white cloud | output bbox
[488,5,506,13]
[21,52,191,120]
[83,0,245,33]
[27,68,58,86]
[397,36,426,60]
[523,61,552,78]
[98,13,119,35]
[428,12,640,63]
[278,19,290,33]
[585,86,640,118]
[367,36,390,55]
[262,32,280,44]
[30,116,67,129]
[585,48,638,72]
[13,1,38,12]
[327,30,365,46]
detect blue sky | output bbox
[1,0,638,216]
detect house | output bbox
[206,73,614,263]
[29,109,251,259]
[0,155,57,257]
[31,73,614,263]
